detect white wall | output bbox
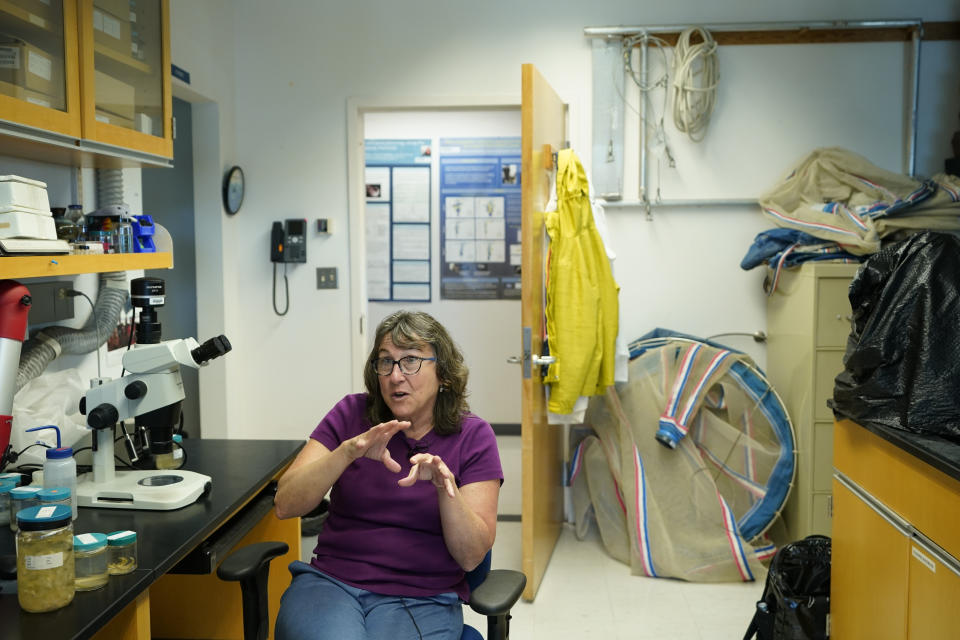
[212,0,959,440]
[167,0,238,437]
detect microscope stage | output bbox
[76,469,212,510]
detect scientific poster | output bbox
[364,139,432,302]
[438,137,521,300]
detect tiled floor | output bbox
[301,521,763,639]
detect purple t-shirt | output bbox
[308,393,503,600]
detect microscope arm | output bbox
[81,335,231,430]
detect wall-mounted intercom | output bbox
[270,218,307,263]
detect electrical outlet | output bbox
[316,267,338,289]
[26,280,74,324]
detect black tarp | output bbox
[831,231,960,440]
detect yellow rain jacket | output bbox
[544,149,620,414]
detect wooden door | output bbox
[519,63,565,602]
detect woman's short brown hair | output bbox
[364,310,469,435]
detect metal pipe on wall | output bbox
[638,38,651,219]
[584,19,924,37]
[908,25,922,177]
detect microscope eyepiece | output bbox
[191,335,232,365]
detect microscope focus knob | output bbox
[88,403,119,430]
[124,380,148,400]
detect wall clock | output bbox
[223,166,245,215]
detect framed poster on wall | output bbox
[364,139,432,302]
[438,137,521,300]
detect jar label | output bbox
[25,552,64,570]
[77,533,98,544]
[108,530,135,540]
[36,506,56,518]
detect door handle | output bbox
[519,327,555,379]
[509,354,554,365]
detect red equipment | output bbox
[0,280,31,470]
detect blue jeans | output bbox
[275,561,463,640]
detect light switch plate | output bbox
[316,267,338,289]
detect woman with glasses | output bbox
[273,310,502,640]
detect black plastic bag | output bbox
[744,535,831,640]
[831,231,960,441]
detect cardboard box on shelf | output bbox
[94,69,134,120]
[0,38,58,96]
[92,6,131,58]
[0,78,59,109]
[135,111,153,135]
[95,108,134,130]
[5,0,61,28]
[94,0,130,20]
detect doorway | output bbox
[142,97,200,435]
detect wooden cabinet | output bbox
[0,0,171,164]
[833,419,960,639]
[907,535,960,638]
[831,474,909,639]
[80,0,171,158]
[765,262,860,541]
[0,0,81,136]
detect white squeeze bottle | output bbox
[25,425,77,519]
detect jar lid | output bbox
[107,530,137,545]
[16,505,72,530]
[74,532,108,551]
[38,487,71,501]
[0,482,15,494]
[10,486,42,499]
[0,472,22,486]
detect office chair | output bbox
[217,544,526,640]
[217,541,290,640]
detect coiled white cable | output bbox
[671,27,719,142]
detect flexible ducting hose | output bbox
[16,272,128,391]
[96,168,125,208]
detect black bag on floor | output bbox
[744,535,831,640]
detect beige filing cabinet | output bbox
[765,262,860,542]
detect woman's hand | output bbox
[399,453,456,497]
[343,420,411,473]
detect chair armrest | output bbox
[217,541,289,582]
[468,569,526,617]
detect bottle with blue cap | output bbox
[9,485,42,532]
[38,487,72,513]
[16,504,75,612]
[0,480,15,525]
[25,425,77,519]
[74,532,109,591]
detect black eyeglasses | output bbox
[371,355,436,376]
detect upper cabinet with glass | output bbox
[80,0,171,158]
[0,0,171,162]
[0,0,81,136]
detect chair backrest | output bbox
[466,550,492,592]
